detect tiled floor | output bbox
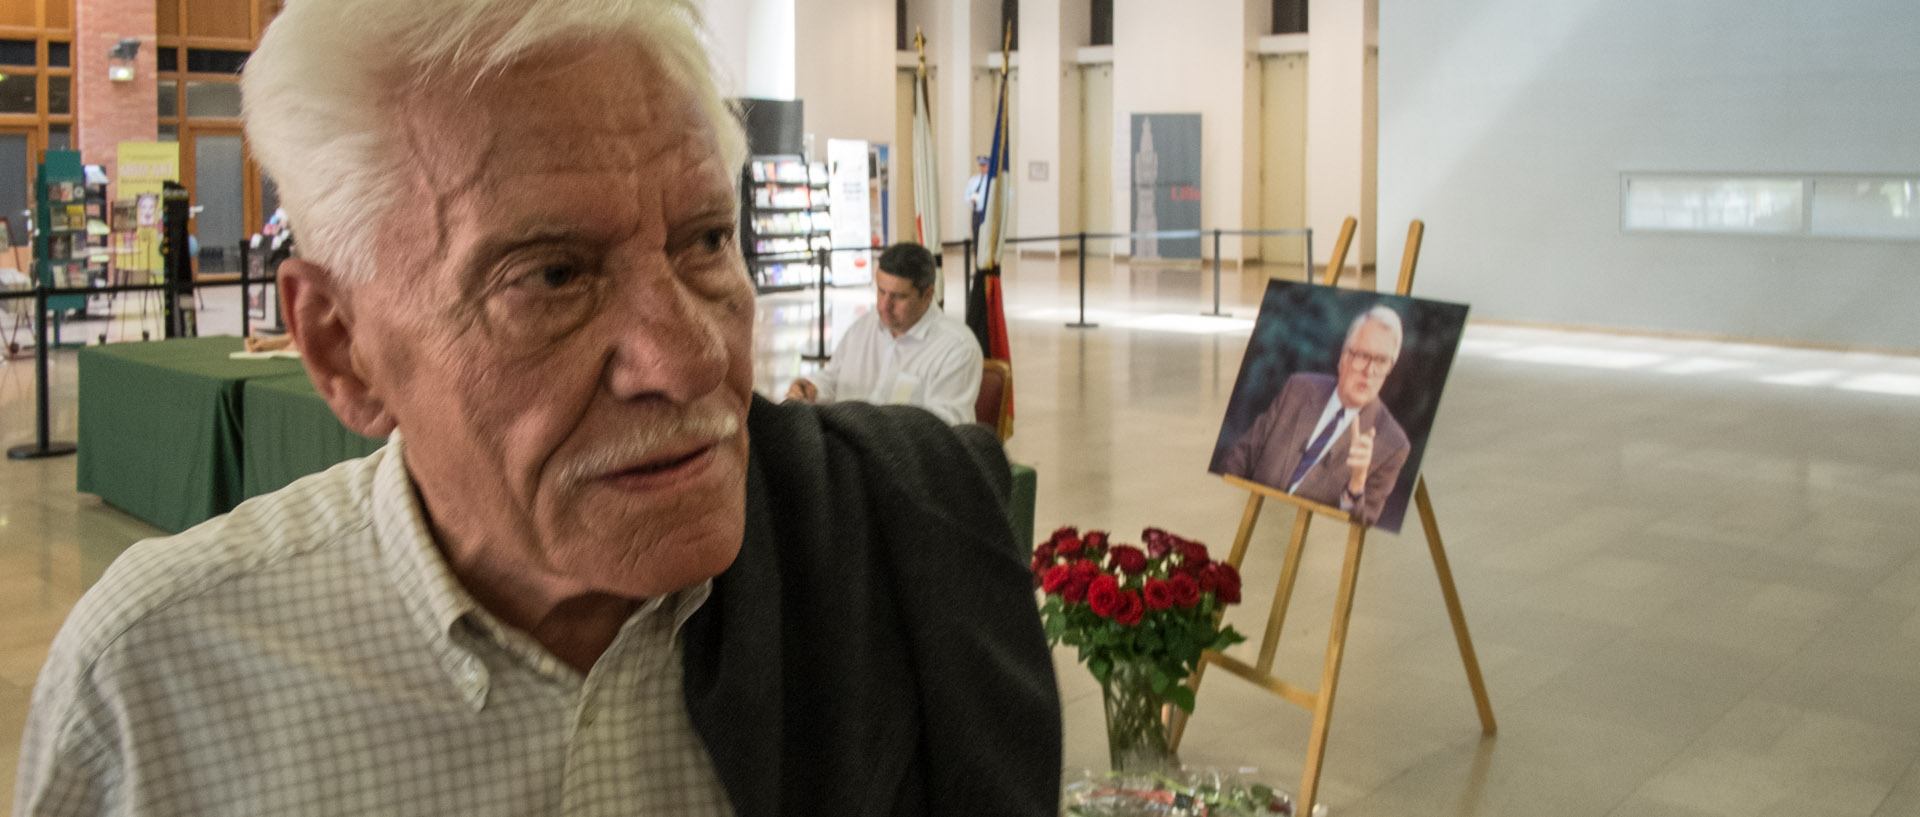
[4,253,1919,815]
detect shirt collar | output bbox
[370,432,716,701]
[893,303,944,342]
[371,430,482,642]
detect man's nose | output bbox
[602,263,731,404]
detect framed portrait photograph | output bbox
[1209,280,1469,533]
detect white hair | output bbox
[1344,304,1404,350]
[241,0,746,284]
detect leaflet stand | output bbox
[1167,218,1497,817]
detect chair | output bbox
[974,359,1012,441]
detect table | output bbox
[76,336,306,534]
[241,373,1041,549]
[78,337,1039,550]
[241,373,384,499]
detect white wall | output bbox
[1307,0,1369,270]
[1111,0,1257,259]
[702,0,794,99]
[1379,0,1920,349]
[794,0,896,149]
[1014,0,1086,245]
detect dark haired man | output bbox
[787,242,983,424]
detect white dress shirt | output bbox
[1289,393,1359,512]
[14,435,734,817]
[811,304,984,425]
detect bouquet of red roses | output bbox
[1034,526,1246,712]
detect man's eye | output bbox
[535,263,580,289]
[699,228,733,253]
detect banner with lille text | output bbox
[116,142,181,273]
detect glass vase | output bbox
[1100,659,1180,774]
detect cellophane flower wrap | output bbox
[1033,526,1247,712]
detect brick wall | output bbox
[75,0,159,202]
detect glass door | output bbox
[185,127,246,275]
[0,126,38,272]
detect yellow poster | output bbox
[116,142,180,273]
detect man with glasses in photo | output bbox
[1218,305,1412,526]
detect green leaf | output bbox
[1089,655,1112,684]
[1149,667,1171,694]
[1044,614,1066,642]
[1166,684,1196,712]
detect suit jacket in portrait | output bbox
[1214,372,1411,526]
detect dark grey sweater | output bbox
[682,397,1062,816]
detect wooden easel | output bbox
[1168,218,1497,816]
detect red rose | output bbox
[1143,527,1173,558]
[1143,578,1174,610]
[1056,536,1084,558]
[1048,526,1079,544]
[1113,590,1145,625]
[1177,539,1210,565]
[1034,542,1056,563]
[1040,565,1072,594]
[1064,560,1101,603]
[1084,530,1110,553]
[1107,545,1147,575]
[1216,576,1241,604]
[1198,564,1242,603]
[1086,575,1122,617]
[1168,574,1201,607]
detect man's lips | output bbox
[596,442,720,486]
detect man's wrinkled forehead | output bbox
[390,42,709,185]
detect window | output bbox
[1622,176,1803,234]
[1273,0,1307,34]
[1623,173,1920,240]
[1091,0,1112,46]
[158,47,179,72]
[47,74,68,115]
[0,40,34,67]
[186,48,249,74]
[185,81,242,118]
[158,80,179,116]
[48,42,69,68]
[1810,177,1920,239]
[0,73,36,114]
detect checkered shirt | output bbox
[14,435,735,816]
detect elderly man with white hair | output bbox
[12,1,1058,815]
[1217,304,1413,526]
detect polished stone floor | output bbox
[4,253,1919,815]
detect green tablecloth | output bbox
[77,336,1042,547]
[1009,463,1036,552]
[76,336,307,534]
[238,376,1042,551]
[241,374,385,499]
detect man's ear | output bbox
[279,259,398,438]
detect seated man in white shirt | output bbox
[786,243,984,425]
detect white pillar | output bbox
[1306,0,1369,276]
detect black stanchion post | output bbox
[802,248,830,362]
[1202,228,1229,317]
[1304,229,1315,285]
[963,239,973,297]
[8,282,78,460]
[1066,231,1097,329]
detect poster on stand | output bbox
[827,138,873,286]
[117,142,181,274]
[1209,280,1469,534]
[1130,114,1202,261]
[868,143,889,247]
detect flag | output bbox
[966,40,1014,414]
[910,44,942,300]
